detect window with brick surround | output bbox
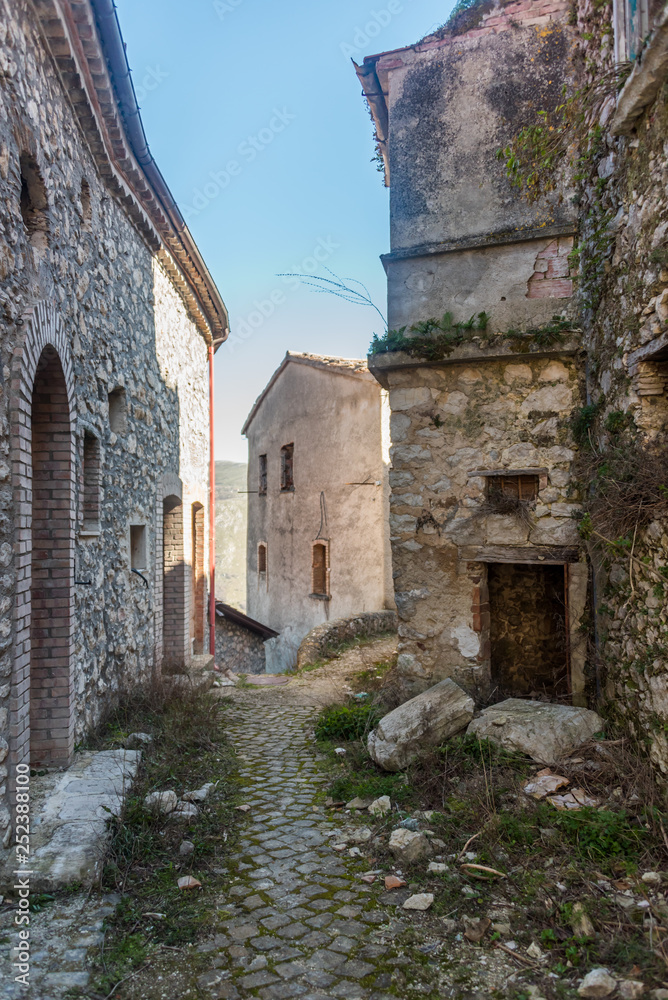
[108,386,127,435]
[280,443,294,492]
[258,542,267,576]
[82,432,101,529]
[489,474,539,502]
[130,524,147,570]
[311,542,329,597]
[259,454,267,495]
[191,503,206,654]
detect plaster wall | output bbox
[245,361,392,670]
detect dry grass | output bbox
[582,439,668,541]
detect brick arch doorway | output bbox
[30,346,74,765]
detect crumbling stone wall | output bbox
[0,1,211,848]
[296,610,398,668]
[373,345,586,700]
[571,0,668,772]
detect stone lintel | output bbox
[468,468,548,478]
[367,339,581,387]
[628,330,668,367]
[381,223,577,268]
[459,545,581,565]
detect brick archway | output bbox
[10,302,76,768]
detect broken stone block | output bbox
[402,892,434,911]
[346,796,372,810]
[578,968,617,997]
[368,795,391,816]
[143,790,178,814]
[467,699,604,763]
[618,982,645,999]
[388,827,432,863]
[367,678,474,771]
[124,732,153,749]
[183,782,215,802]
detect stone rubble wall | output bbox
[382,352,584,699]
[0,1,212,847]
[574,0,668,773]
[215,617,267,676]
[296,610,398,668]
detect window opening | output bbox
[108,387,127,435]
[259,454,267,495]
[130,524,147,570]
[489,474,539,502]
[82,432,101,528]
[280,443,294,492]
[312,542,329,597]
[258,543,267,575]
[19,153,49,251]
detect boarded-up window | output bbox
[258,543,267,575]
[280,443,294,492]
[259,454,267,495]
[312,542,329,596]
[489,475,539,502]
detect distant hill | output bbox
[215,460,247,611]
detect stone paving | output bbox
[196,701,416,1000]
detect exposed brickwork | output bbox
[192,503,206,654]
[163,498,188,671]
[527,237,575,299]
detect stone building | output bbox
[215,601,277,676]
[243,352,394,672]
[563,0,668,771]
[0,0,228,850]
[355,0,591,705]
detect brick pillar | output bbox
[163,497,188,670]
[191,503,206,654]
[30,347,74,766]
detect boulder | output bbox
[367,678,474,771]
[143,790,178,814]
[467,699,604,763]
[368,795,391,816]
[388,827,432,863]
[125,732,153,749]
[578,969,617,997]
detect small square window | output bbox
[259,454,267,495]
[489,475,539,502]
[280,444,294,492]
[108,387,127,435]
[130,524,147,570]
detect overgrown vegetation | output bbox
[85,681,238,997]
[314,702,383,742]
[369,313,577,361]
[319,709,668,988]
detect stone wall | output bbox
[0,1,213,848]
[570,0,668,772]
[296,610,398,668]
[215,618,266,676]
[372,345,587,701]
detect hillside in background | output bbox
[215,460,247,611]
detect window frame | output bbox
[280,443,294,492]
[311,540,330,598]
[613,0,652,63]
[258,454,267,496]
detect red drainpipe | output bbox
[208,342,216,657]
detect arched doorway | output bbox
[30,347,74,765]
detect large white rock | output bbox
[388,828,432,863]
[367,678,474,771]
[467,699,605,763]
[578,968,617,997]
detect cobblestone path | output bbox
[196,702,410,1000]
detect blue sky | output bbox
[115,0,454,461]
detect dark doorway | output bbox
[488,563,568,699]
[31,347,73,765]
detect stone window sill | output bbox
[79,523,101,538]
[310,593,330,601]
